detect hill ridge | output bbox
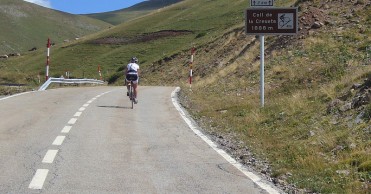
[86,0,183,25]
[0,0,112,54]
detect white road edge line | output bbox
[61,126,72,133]
[52,136,66,146]
[0,91,34,101]
[68,118,77,125]
[42,150,58,163]
[28,169,49,189]
[171,87,281,194]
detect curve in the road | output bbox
[171,87,280,194]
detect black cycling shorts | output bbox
[126,73,138,81]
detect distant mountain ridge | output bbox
[125,0,184,11]
[86,0,183,25]
[0,0,112,54]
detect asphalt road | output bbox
[0,86,278,193]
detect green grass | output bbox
[87,10,152,25]
[86,0,183,25]
[0,85,34,96]
[173,2,370,192]
[182,71,370,193]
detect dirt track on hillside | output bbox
[91,30,193,45]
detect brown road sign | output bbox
[245,8,298,35]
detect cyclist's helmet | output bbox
[130,57,138,63]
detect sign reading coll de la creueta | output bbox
[245,8,298,35]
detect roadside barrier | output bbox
[38,77,105,91]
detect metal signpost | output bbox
[245,2,298,107]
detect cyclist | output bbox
[125,57,140,104]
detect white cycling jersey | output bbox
[126,62,140,84]
[127,63,139,72]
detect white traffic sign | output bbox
[278,13,294,29]
[250,0,274,7]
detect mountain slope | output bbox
[0,0,245,82]
[0,0,112,54]
[86,0,183,25]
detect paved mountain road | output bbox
[0,86,278,193]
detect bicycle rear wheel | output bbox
[130,83,134,109]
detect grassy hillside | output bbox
[174,1,370,193]
[0,0,112,54]
[86,0,183,25]
[0,0,370,193]
[0,0,246,84]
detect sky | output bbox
[23,0,146,14]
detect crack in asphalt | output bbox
[216,163,247,178]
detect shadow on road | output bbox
[97,105,132,109]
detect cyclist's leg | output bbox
[125,78,130,96]
[133,78,138,103]
[133,83,138,99]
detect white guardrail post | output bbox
[38,77,105,91]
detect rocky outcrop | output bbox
[28,47,37,51]
[327,76,371,122]
[352,78,371,109]
[8,53,21,57]
[0,55,8,59]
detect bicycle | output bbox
[127,81,135,109]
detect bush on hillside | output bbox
[363,103,371,121]
[195,32,207,39]
[108,72,122,84]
